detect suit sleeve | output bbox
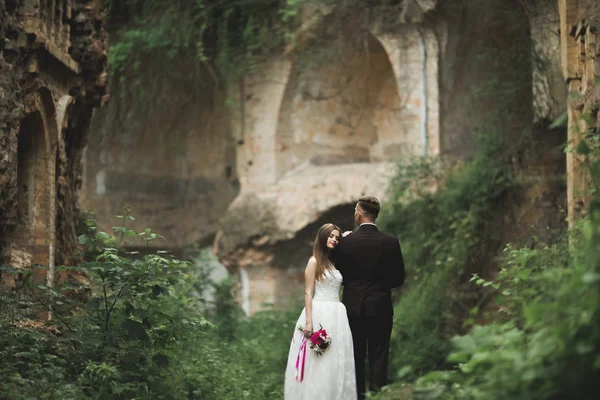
[332,238,345,284]
[388,238,405,289]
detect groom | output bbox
[335,196,405,400]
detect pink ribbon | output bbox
[295,336,307,382]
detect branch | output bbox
[30,290,74,333]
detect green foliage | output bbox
[106,0,411,83]
[106,0,315,80]
[373,7,546,388]
[379,133,514,378]
[0,208,294,399]
[414,215,600,400]
[404,113,600,400]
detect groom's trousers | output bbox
[348,313,393,400]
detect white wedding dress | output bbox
[284,268,357,400]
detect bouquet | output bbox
[297,324,332,356]
[294,324,332,382]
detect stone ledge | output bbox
[22,19,81,73]
[216,162,395,264]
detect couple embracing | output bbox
[284,196,406,400]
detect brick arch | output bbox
[12,88,58,287]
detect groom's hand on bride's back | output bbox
[342,230,352,238]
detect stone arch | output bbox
[374,27,440,158]
[13,88,58,287]
[234,58,292,189]
[274,31,422,178]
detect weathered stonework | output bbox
[216,162,394,314]
[216,0,553,314]
[527,0,568,122]
[212,14,443,313]
[81,59,240,249]
[0,1,108,286]
[559,0,600,225]
[432,0,535,158]
[78,0,568,315]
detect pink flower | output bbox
[311,332,323,345]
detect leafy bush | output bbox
[0,208,294,399]
[407,128,600,400]
[106,0,311,80]
[379,134,513,378]
[414,214,600,400]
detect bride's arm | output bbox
[303,257,317,337]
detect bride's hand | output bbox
[342,230,352,238]
[303,322,313,338]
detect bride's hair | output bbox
[313,223,340,281]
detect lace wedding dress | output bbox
[284,268,357,400]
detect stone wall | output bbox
[559,0,600,225]
[82,60,239,249]
[432,0,534,158]
[527,0,568,122]
[74,0,569,315]
[0,1,108,286]
[274,31,435,177]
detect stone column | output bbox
[377,27,440,157]
[560,0,599,226]
[236,58,292,190]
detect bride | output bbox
[284,223,357,400]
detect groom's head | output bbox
[354,196,380,225]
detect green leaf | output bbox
[582,272,600,284]
[447,351,469,363]
[152,285,169,297]
[122,319,149,342]
[549,111,568,129]
[152,354,170,367]
[576,140,591,156]
[517,269,531,280]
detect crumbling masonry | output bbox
[0,0,108,286]
[560,0,600,225]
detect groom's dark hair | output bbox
[357,196,380,220]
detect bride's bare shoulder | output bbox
[305,256,317,270]
[304,257,317,278]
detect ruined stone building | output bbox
[80,0,577,314]
[0,0,588,314]
[0,0,108,286]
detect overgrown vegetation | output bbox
[379,133,514,378]
[369,4,600,397]
[0,209,295,399]
[407,157,600,399]
[377,2,534,381]
[374,103,600,400]
[3,1,598,398]
[105,0,418,82]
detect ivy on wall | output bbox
[105,0,421,82]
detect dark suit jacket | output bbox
[334,224,405,317]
